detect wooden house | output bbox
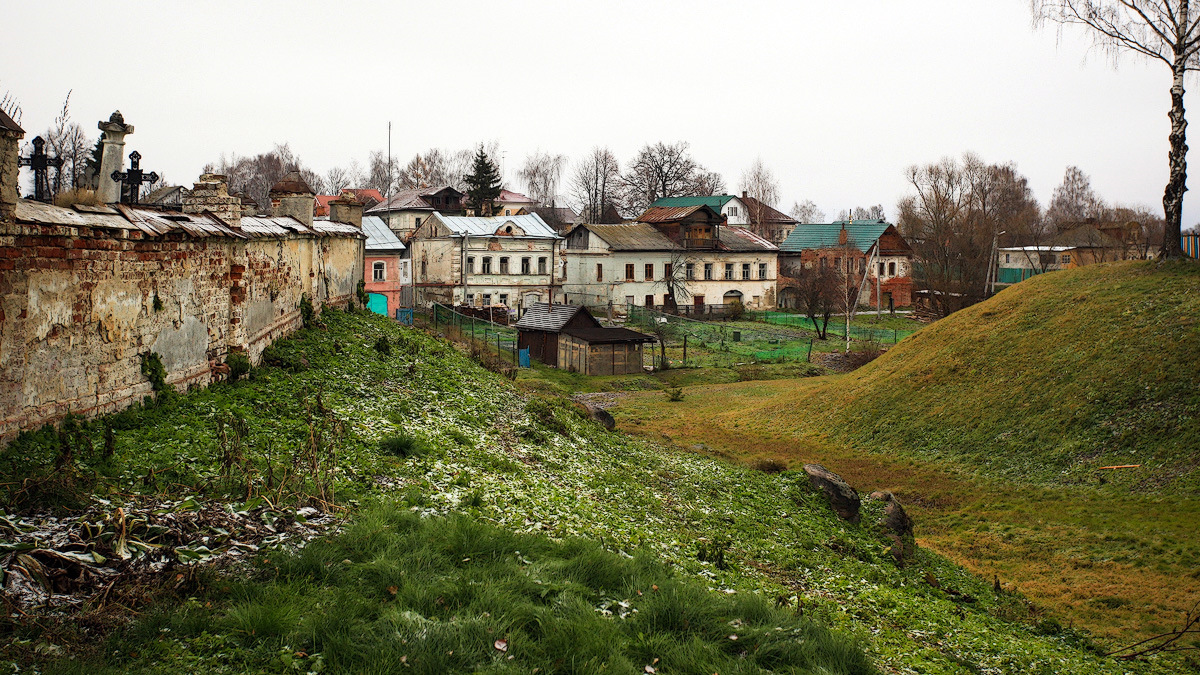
[515,302,655,374]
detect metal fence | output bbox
[429,303,527,367]
[627,305,814,368]
[747,311,918,344]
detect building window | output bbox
[415,217,422,228]
[664,263,672,279]
[625,263,635,280]
[645,263,654,280]
[758,262,767,279]
[483,293,492,305]
[888,261,896,276]
[596,263,604,281]
[704,263,714,280]
[499,257,510,273]
[521,257,531,274]
[752,295,760,305]
[728,206,739,216]
[724,263,734,280]
[372,261,385,282]
[1005,253,1011,264]
[538,257,547,274]
[820,258,827,270]
[625,295,635,305]
[741,263,751,280]
[504,209,511,216]
[499,293,508,306]
[482,257,492,273]
[878,262,885,276]
[859,258,866,273]
[685,263,695,280]
[1062,254,1071,264]
[421,260,427,277]
[466,293,475,306]
[467,256,475,274]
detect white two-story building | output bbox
[408,212,563,314]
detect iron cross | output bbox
[18,136,64,203]
[111,150,158,205]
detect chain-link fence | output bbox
[627,305,814,368]
[429,303,523,366]
[748,311,918,344]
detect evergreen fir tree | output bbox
[84,139,103,189]
[462,145,502,215]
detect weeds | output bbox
[664,387,685,402]
[378,431,431,458]
[225,352,251,382]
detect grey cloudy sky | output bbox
[3,0,1191,224]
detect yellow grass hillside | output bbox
[762,259,1200,489]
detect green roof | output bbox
[779,220,891,254]
[649,195,736,210]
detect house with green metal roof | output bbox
[648,194,750,225]
[777,220,915,310]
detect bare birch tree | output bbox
[1045,165,1106,230]
[739,157,781,235]
[789,200,827,223]
[518,150,567,206]
[1032,0,1200,258]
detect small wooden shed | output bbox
[557,327,656,376]
[515,303,602,367]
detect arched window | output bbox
[372,261,385,282]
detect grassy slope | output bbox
[615,260,1200,646]
[1,307,1179,674]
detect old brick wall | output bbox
[0,219,362,440]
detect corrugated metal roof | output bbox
[15,200,245,238]
[719,226,778,252]
[739,196,797,224]
[636,204,717,223]
[268,171,313,195]
[650,195,736,210]
[239,215,312,237]
[117,204,242,238]
[515,303,598,331]
[779,221,891,254]
[367,186,461,213]
[313,219,365,237]
[362,215,405,251]
[584,223,680,251]
[561,326,657,344]
[429,212,558,238]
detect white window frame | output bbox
[372,261,385,282]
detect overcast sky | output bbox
[3,0,1192,225]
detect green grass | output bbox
[2,301,1188,674]
[41,505,872,675]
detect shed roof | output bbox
[561,326,657,344]
[719,226,778,252]
[740,196,797,224]
[429,211,558,238]
[650,195,736,210]
[779,220,892,254]
[515,303,600,331]
[637,204,721,223]
[362,215,406,251]
[269,171,313,196]
[367,186,461,213]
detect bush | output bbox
[373,336,392,356]
[226,352,251,382]
[299,294,315,328]
[665,387,685,402]
[378,432,431,458]
[727,298,746,320]
[751,458,788,474]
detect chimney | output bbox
[742,190,748,199]
[269,170,314,228]
[96,111,135,204]
[0,109,23,226]
[183,173,243,228]
[328,191,363,228]
[838,224,848,246]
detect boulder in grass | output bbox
[803,464,860,524]
[586,405,616,431]
[869,491,916,566]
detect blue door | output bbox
[519,348,531,368]
[367,293,388,316]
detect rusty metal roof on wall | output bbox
[0,109,23,134]
[313,218,365,237]
[117,204,242,238]
[429,212,558,238]
[719,226,778,252]
[239,215,312,237]
[268,171,313,196]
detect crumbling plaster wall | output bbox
[0,223,363,440]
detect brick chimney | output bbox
[183,173,243,228]
[838,224,848,245]
[0,109,23,226]
[96,111,134,204]
[269,170,314,228]
[328,191,363,228]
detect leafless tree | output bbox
[0,85,21,125]
[325,166,351,193]
[518,150,567,206]
[570,146,622,223]
[139,172,168,201]
[1032,0,1200,258]
[789,200,827,223]
[837,205,887,221]
[783,260,837,340]
[206,143,312,211]
[1045,165,1106,231]
[620,141,724,214]
[740,157,781,230]
[654,248,696,310]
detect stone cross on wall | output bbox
[18,136,63,203]
[97,110,134,204]
[110,150,158,205]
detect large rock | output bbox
[585,405,616,431]
[803,464,860,524]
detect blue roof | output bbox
[779,220,891,254]
[362,215,406,251]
